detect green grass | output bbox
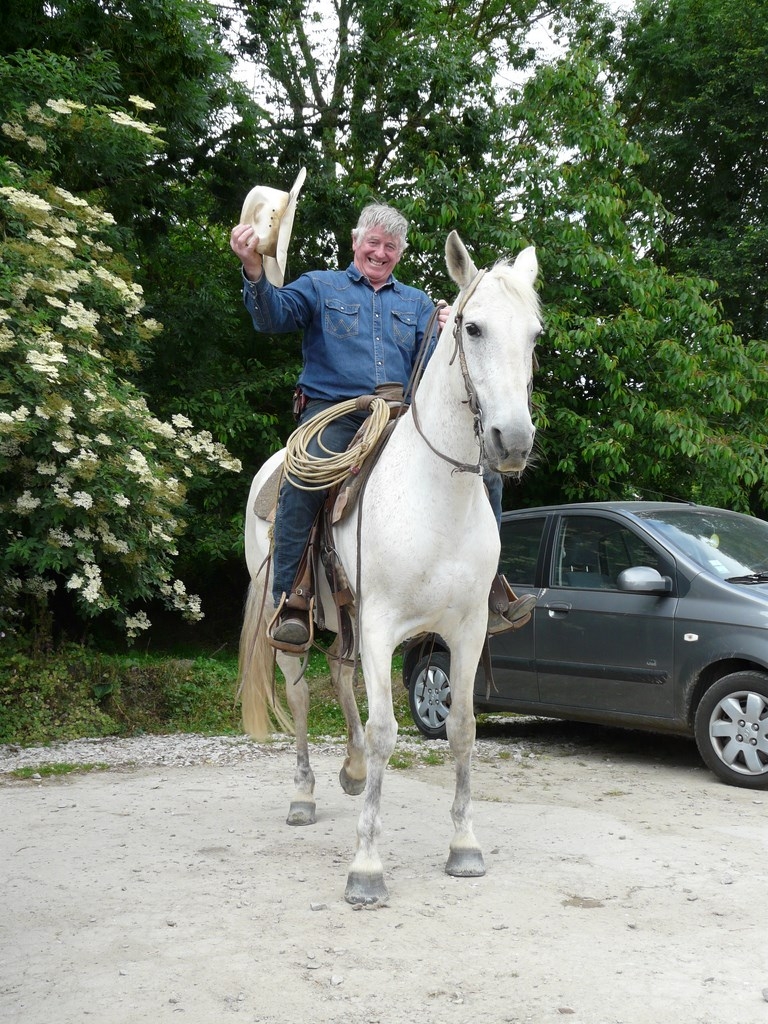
[421,749,446,766]
[0,640,242,746]
[0,637,411,747]
[11,763,111,779]
[272,645,410,739]
[389,749,417,769]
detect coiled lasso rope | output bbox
[282,396,393,491]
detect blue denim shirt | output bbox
[243,263,436,400]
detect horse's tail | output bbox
[236,580,294,739]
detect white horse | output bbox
[237,230,541,905]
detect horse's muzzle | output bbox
[486,425,535,473]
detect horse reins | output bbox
[410,268,488,475]
[346,270,488,681]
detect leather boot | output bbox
[488,574,537,635]
[268,592,313,653]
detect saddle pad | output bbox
[252,462,283,522]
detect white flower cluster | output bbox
[0,405,31,427]
[0,310,14,353]
[72,491,93,510]
[146,416,176,439]
[46,98,84,115]
[51,477,71,502]
[29,228,75,257]
[125,448,154,483]
[159,579,204,622]
[129,95,156,112]
[25,103,56,126]
[1,93,240,639]
[125,610,152,637]
[1,120,48,153]
[52,185,87,207]
[25,337,68,381]
[16,490,42,513]
[67,448,99,476]
[173,425,243,474]
[97,523,130,555]
[2,122,28,142]
[0,186,52,216]
[21,576,57,599]
[66,562,103,605]
[48,527,73,548]
[93,266,144,316]
[60,299,100,335]
[107,111,156,136]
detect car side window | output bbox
[554,516,667,590]
[499,516,546,586]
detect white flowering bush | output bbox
[0,94,241,639]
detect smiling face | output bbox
[352,227,403,288]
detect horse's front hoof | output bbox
[344,870,389,906]
[445,847,486,877]
[286,801,316,826]
[339,766,366,796]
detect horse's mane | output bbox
[487,259,542,321]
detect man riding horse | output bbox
[229,180,535,651]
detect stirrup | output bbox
[267,593,315,654]
[487,575,536,635]
[488,596,536,635]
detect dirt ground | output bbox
[2,721,767,1024]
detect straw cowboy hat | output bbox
[240,167,306,287]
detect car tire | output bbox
[407,651,451,740]
[694,671,768,789]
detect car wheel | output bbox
[694,671,768,789]
[407,651,451,740]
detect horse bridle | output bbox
[410,268,488,475]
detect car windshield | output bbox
[637,508,768,580]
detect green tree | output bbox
[223,0,768,513]
[501,45,768,513]
[615,0,768,342]
[0,0,279,596]
[0,65,241,639]
[4,0,767,649]
[226,0,597,278]
[0,0,236,233]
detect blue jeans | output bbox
[272,401,368,604]
[271,400,504,604]
[484,468,502,530]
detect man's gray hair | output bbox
[352,203,409,252]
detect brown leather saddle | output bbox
[252,393,406,656]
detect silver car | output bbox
[403,502,768,789]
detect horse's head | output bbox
[445,230,541,475]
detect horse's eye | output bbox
[464,322,481,337]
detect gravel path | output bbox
[0,726,535,774]
[3,725,767,1024]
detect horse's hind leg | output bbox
[443,648,485,878]
[327,638,366,797]
[278,652,316,826]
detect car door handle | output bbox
[545,602,572,616]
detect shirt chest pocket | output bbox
[392,309,418,348]
[324,298,360,338]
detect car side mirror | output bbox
[617,566,673,594]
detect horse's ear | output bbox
[511,245,538,287]
[445,230,479,289]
